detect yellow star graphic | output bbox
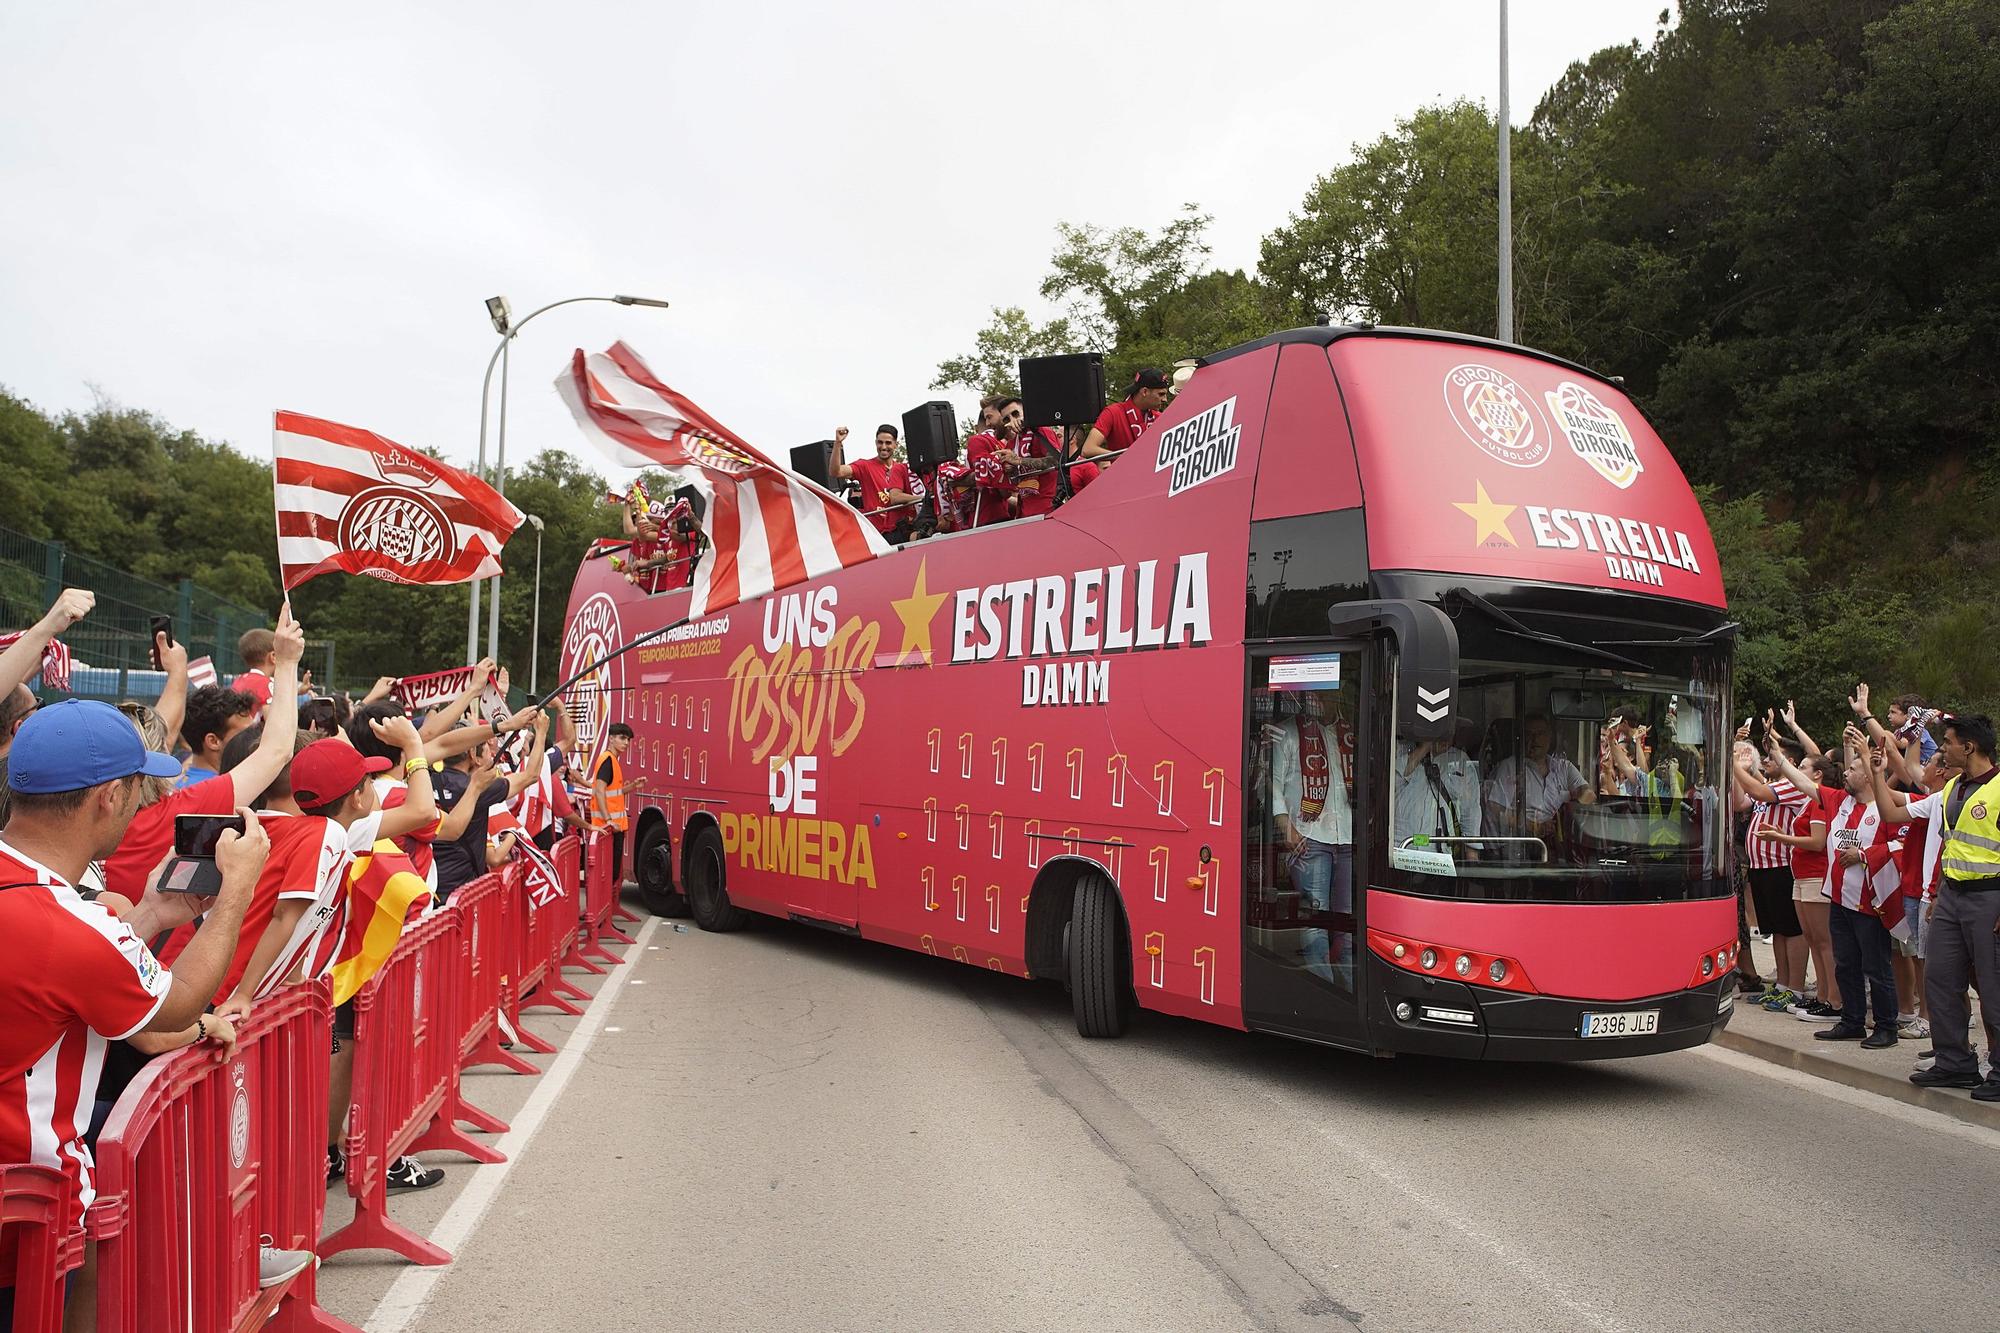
[888,559,950,666]
[1454,481,1518,547]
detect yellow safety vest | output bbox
[591,754,628,832]
[1938,768,2000,881]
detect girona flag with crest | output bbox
[555,342,888,617]
[271,411,525,591]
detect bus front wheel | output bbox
[634,822,688,918]
[1068,872,1134,1038]
[685,824,751,933]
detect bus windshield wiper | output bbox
[1592,622,1740,648]
[1441,587,1650,671]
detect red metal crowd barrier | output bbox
[452,868,537,1082]
[88,981,354,1333]
[320,909,500,1267]
[520,835,592,1020]
[568,829,634,973]
[1,1163,82,1333]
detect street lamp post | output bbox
[1497,0,1514,343]
[465,293,670,664]
[526,514,545,694]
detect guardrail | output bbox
[87,982,354,1332]
[0,1163,82,1333]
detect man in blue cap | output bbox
[0,699,295,1321]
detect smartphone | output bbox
[173,813,246,859]
[300,698,337,734]
[149,615,174,670]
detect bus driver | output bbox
[1483,711,1597,847]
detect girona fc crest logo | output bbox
[1443,364,1550,469]
[337,486,459,579]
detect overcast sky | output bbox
[0,1,1674,484]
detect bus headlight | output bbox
[1419,948,1438,971]
[1488,960,1507,984]
[1454,954,1472,977]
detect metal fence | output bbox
[0,524,336,701]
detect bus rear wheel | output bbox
[634,822,688,917]
[685,824,750,933]
[1068,872,1134,1038]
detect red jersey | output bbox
[966,429,1061,524]
[215,811,364,1003]
[1090,400,1159,455]
[1789,784,1843,881]
[848,457,915,535]
[101,774,241,903]
[243,811,379,1001]
[375,776,440,896]
[233,669,272,718]
[1067,459,1102,493]
[0,840,172,1267]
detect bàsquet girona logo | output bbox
[725,586,879,766]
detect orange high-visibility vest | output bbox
[591,754,628,831]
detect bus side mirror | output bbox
[1324,600,1459,741]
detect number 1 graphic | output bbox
[991,737,1008,786]
[924,796,938,843]
[922,866,939,912]
[954,803,970,852]
[1198,860,1219,917]
[1194,946,1217,1005]
[928,727,941,775]
[958,731,973,780]
[1202,767,1226,826]
[1149,845,1171,903]
[666,746,676,778]
[1024,818,1043,869]
[698,751,708,784]
[1028,741,1046,793]
[951,875,967,923]
[988,811,1005,860]
[1154,760,1175,817]
[670,695,679,727]
[1106,753,1129,808]
[1144,931,1166,988]
[1067,747,1085,800]
[701,699,711,732]
[985,884,1001,933]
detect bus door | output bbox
[1241,642,1372,1047]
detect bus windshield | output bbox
[1385,650,1730,903]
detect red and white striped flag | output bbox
[555,342,888,617]
[186,655,219,689]
[272,411,524,591]
[0,633,70,691]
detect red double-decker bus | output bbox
[556,325,1740,1059]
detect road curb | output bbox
[1714,1027,2000,1131]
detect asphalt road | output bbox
[324,906,2000,1333]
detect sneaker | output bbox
[326,1145,345,1185]
[1814,1025,1867,1041]
[1910,1066,1984,1089]
[1861,1027,1899,1050]
[1760,988,1796,1012]
[1899,1016,1932,1039]
[385,1155,445,1193]
[257,1236,315,1289]
[1793,1000,1840,1022]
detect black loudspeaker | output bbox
[1021,353,1105,428]
[902,401,959,474]
[790,440,836,491]
[673,484,705,520]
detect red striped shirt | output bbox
[0,841,172,1270]
[1744,778,1806,870]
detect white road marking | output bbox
[362,917,659,1333]
[1691,1044,2000,1148]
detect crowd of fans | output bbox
[0,589,609,1328]
[1732,688,2000,1101]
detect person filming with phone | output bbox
[0,699,273,1327]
